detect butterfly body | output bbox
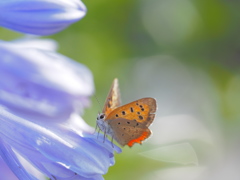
[96,79,157,147]
[97,113,114,136]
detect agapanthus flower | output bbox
[0,0,86,35]
[0,38,93,118]
[0,38,121,180]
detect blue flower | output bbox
[0,108,121,180]
[0,0,86,35]
[0,38,93,118]
[0,39,121,180]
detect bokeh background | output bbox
[1,0,240,179]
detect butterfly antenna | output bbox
[94,94,103,113]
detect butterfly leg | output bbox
[103,131,106,143]
[111,135,114,148]
[97,128,101,139]
[94,123,98,134]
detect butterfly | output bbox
[96,78,157,147]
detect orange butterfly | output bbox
[96,78,157,147]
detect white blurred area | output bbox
[122,55,240,180]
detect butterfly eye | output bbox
[99,114,105,119]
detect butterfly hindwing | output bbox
[102,78,121,117]
[105,98,156,127]
[109,118,151,147]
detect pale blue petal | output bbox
[0,40,94,117]
[0,0,86,35]
[0,137,37,180]
[0,40,93,96]
[0,108,121,179]
[0,156,18,180]
[11,36,58,51]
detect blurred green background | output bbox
[2,0,240,179]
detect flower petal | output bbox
[0,156,19,180]
[0,0,86,35]
[0,137,37,180]
[0,39,94,118]
[0,107,121,179]
[11,36,58,51]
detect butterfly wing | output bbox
[105,98,157,127]
[102,78,121,117]
[108,118,151,147]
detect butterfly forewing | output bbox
[105,98,156,127]
[102,78,121,117]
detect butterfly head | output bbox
[96,113,110,133]
[97,113,106,121]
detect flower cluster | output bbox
[0,1,121,180]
